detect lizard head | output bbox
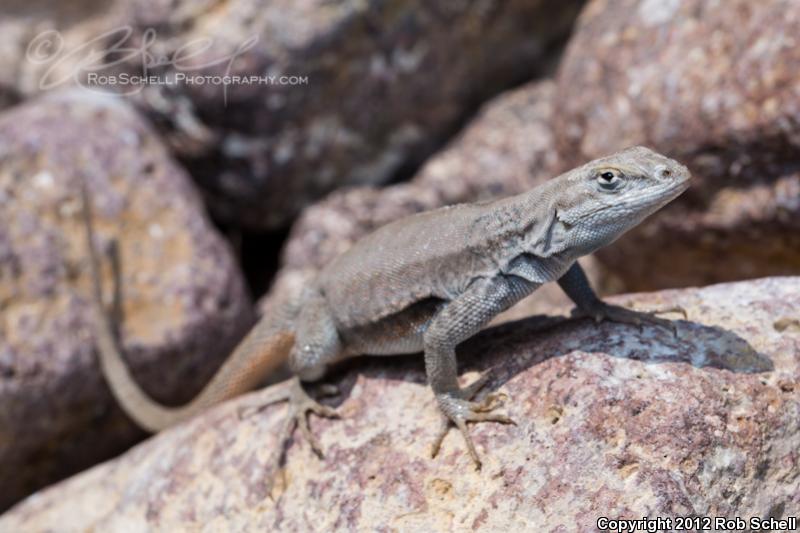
[554,146,691,251]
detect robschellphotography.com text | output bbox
[596,515,797,532]
[85,72,309,87]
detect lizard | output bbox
[82,145,690,469]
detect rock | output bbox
[3,277,797,530]
[553,0,800,291]
[0,1,124,108]
[104,0,586,229]
[265,80,612,322]
[0,90,253,511]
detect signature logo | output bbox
[26,26,264,103]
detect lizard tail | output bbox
[80,182,295,432]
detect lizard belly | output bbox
[340,298,445,356]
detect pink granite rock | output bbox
[3,277,796,530]
[0,90,253,510]
[0,0,124,107]
[553,0,800,290]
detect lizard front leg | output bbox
[558,262,686,335]
[424,275,537,469]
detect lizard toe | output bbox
[432,392,513,469]
[637,305,686,337]
[316,383,341,398]
[465,411,516,425]
[308,402,340,419]
[296,409,325,458]
[430,417,450,459]
[453,417,482,469]
[237,389,292,420]
[584,302,684,337]
[287,378,340,457]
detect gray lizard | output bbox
[82,146,690,468]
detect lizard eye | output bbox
[596,169,624,191]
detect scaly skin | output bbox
[85,146,690,470]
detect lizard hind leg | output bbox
[248,292,346,496]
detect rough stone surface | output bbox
[553,0,800,290]
[102,0,585,229]
[0,90,253,511]
[4,277,797,531]
[0,0,124,108]
[265,81,611,322]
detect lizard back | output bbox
[318,188,562,329]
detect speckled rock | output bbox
[102,0,585,229]
[4,277,797,531]
[0,90,253,511]
[265,81,610,322]
[553,0,800,290]
[0,0,124,107]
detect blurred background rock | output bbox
[114,0,585,231]
[0,0,798,522]
[0,90,253,512]
[554,0,800,290]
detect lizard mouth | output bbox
[604,178,690,221]
[668,176,692,199]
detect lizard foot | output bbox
[574,302,687,337]
[430,371,515,470]
[240,376,340,457]
[239,377,340,499]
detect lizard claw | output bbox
[237,390,292,420]
[430,372,515,469]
